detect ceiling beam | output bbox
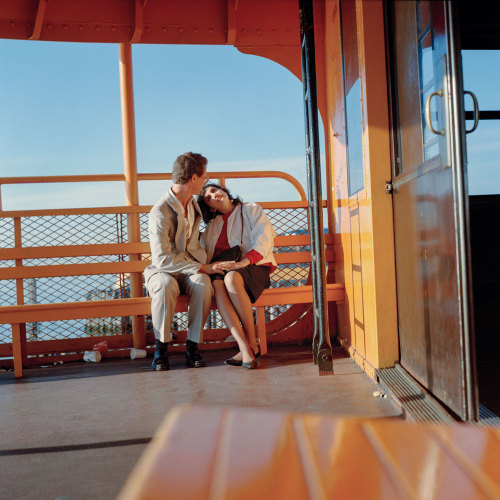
[29,0,48,40]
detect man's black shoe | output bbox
[186,339,206,368]
[152,339,169,371]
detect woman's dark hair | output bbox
[197,183,242,223]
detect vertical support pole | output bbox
[13,217,27,375]
[299,0,333,375]
[12,324,24,378]
[119,43,146,348]
[256,306,268,355]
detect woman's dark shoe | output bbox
[252,346,261,359]
[242,359,258,369]
[224,357,243,366]
[152,339,169,371]
[186,339,206,368]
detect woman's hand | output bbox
[199,262,225,275]
[215,258,250,271]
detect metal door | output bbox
[388,0,478,420]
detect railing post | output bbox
[299,0,333,375]
[119,42,146,349]
[13,217,27,372]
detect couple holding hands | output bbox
[144,152,276,371]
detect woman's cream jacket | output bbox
[201,202,277,267]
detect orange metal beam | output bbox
[0,170,308,204]
[0,205,148,218]
[118,41,145,347]
[138,171,308,200]
[0,174,125,185]
[0,0,298,46]
[28,0,48,40]
[130,0,145,44]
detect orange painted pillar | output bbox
[119,43,146,348]
[13,217,27,376]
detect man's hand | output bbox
[214,258,250,271]
[199,262,225,275]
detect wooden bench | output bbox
[118,404,500,499]
[0,234,344,378]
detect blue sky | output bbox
[0,40,325,210]
[462,50,500,196]
[0,41,496,212]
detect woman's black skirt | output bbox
[211,264,271,303]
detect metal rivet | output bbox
[63,24,68,30]
[95,25,100,31]
[208,28,214,33]
[240,28,246,34]
[145,26,150,32]
[9,21,15,28]
[256,29,262,34]
[111,26,116,31]
[193,27,198,33]
[79,25,84,31]
[178,27,183,32]
[47,23,52,29]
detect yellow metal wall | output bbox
[320,0,399,376]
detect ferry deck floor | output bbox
[0,344,401,500]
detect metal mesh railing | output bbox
[22,214,126,246]
[0,218,15,248]
[0,204,312,346]
[266,208,309,235]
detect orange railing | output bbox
[0,170,307,210]
[0,171,320,370]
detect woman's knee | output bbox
[224,271,243,292]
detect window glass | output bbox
[463,50,500,195]
[340,0,364,196]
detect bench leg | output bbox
[256,306,267,355]
[12,323,26,378]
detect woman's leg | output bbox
[224,271,259,354]
[212,280,254,363]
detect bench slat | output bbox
[0,242,150,260]
[0,251,335,280]
[0,233,333,263]
[0,284,345,324]
[0,261,147,280]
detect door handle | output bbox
[424,90,445,136]
[464,90,479,134]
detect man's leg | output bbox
[180,272,213,367]
[147,273,180,370]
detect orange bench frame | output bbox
[0,234,345,378]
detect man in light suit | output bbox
[145,152,220,370]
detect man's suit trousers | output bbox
[147,272,213,343]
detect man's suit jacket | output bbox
[144,188,207,284]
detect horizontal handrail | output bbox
[0,170,307,203]
[0,200,322,218]
[137,171,307,200]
